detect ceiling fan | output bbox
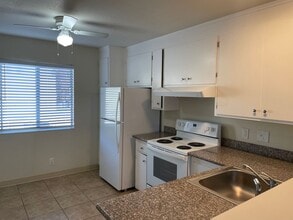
[15,15,109,47]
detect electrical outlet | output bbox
[241,128,249,140]
[256,130,270,143]
[49,157,55,165]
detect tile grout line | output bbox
[43,180,69,220]
[1,170,111,220]
[17,183,30,220]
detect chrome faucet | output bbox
[242,164,280,193]
[253,178,262,195]
[261,171,279,188]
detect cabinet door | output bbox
[261,6,293,122]
[99,46,125,87]
[190,157,221,175]
[151,94,162,110]
[152,49,163,88]
[216,15,264,118]
[127,52,152,87]
[164,36,217,86]
[99,57,109,87]
[135,152,147,191]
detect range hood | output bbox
[152,85,216,98]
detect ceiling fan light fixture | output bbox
[57,30,73,47]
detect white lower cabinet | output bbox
[135,139,147,191]
[190,157,221,175]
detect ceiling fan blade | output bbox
[72,30,109,38]
[14,24,58,31]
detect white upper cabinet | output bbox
[99,46,125,87]
[216,14,264,118]
[151,49,163,88]
[151,49,179,111]
[127,52,152,87]
[99,57,110,87]
[164,36,218,87]
[216,4,293,123]
[261,6,293,122]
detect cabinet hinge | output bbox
[217,42,220,48]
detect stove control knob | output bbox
[204,127,211,133]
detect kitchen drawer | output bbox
[135,139,147,155]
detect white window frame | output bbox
[0,60,74,134]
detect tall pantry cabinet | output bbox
[99,46,125,87]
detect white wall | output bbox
[0,34,100,183]
[127,0,293,152]
[163,99,293,151]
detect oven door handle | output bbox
[147,145,188,162]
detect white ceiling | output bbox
[0,0,276,48]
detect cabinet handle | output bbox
[137,80,140,83]
[252,109,257,116]
[187,77,192,80]
[134,80,136,83]
[142,160,146,162]
[263,110,267,117]
[263,110,267,114]
[181,77,186,81]
[140,147,143,150]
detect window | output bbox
[0,61,74,133]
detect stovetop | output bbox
[147,119,221,156]
[147,135,219,156]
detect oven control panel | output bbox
[176,119,220,138]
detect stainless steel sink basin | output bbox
[188,167,274,204]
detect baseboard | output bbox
[0,164,99,188]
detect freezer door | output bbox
[100,87,122,122]
[99,118,123,190]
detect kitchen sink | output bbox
[188,167,276,204]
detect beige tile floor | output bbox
[0,170,136,220]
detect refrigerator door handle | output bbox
[115,92,121,153]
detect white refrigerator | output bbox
[99,87,160,190]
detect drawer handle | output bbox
[142,160,146,162]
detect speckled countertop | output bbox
[189,147,293,181]
[96,146,293,220]
[97,168,235,220]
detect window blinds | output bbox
[0,62,74,132]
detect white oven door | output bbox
[147,144,189,187]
